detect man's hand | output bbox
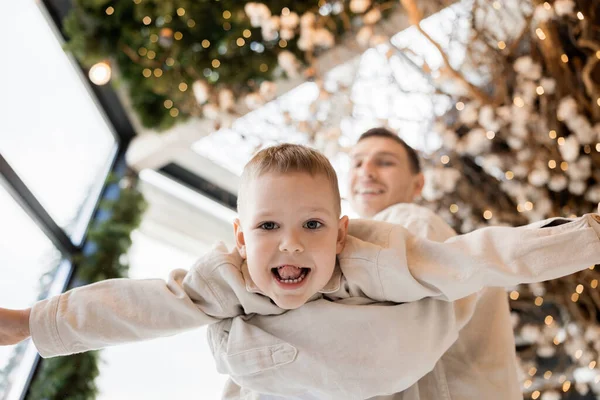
[0,307,31,346]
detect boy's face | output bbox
[234,172,348,310]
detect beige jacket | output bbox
[217,207,600,400]
[30,213,600,399]
[373,204,519,400]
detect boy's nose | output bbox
[279,233,304,253]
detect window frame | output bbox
[0,1,136,399]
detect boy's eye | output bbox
[352,160,362,168]
[259,222,278,230]
[304,220,322,229]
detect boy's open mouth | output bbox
[271,265,310,284]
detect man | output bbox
[348,128,521,399]
[211,128,521,399]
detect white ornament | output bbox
[575,382,590,395]
[514,56,542,80]
[553,328,567,344]
[478,105,501,132]
[557,96,578,120]
[300,12,316,28]
[192,80,210,104]
[548,175,568,192]
[356,26,374,47]
[278,51,300,78]
[574,367,597,384]
[529,282,546,296]
[481,154,503,175]
[261,16,280,41]
[280,28,295,41]
[218,89,235,112]
[510,312,520,329]
[259,81,277,101]
[584,326,600,342]
[363,8,382,24]
[528,168,550,187]
[567,157,591,181]
[350,0,371,14]
[441,130,458,149]
[520,324,541,343]
[536,197,553,217]
[244,3,258,24]
[459,102,479,125]
[511,104,530,125]
[540,391,561,400]
[421,168,444,201]
[245,3,272,27]
[510,123,528,139]
[507,137,524,150]
[496,105,512,122]
[558,135,580,162]
[313,28,335,49]
[298,29,315,51]
[369,34,388,46]
[520,81,538,104]
[584,185,600,203]
[533,4,554,22]
[512,164,528,178]
[568,115,595,144]
[244,93,264,110]
[439,168,461,193]
[202,104,220,120]
[280,12,299,29]
[540,77,556,94]
[516,148,532,162]
[554,0,575,16]
[569,180,586,195]
[537,345,556,358]
[461,128,491,155]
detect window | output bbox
[95,230,228,400]
[0,184,67,400]
[0,0,118,245]
[0,1,122,399]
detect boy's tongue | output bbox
[278,265,302,280]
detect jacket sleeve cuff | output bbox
[587,214,600,240]
[30,295,69,358]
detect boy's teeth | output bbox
[278,265,303,280]
[276,268,308,283]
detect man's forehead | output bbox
[350,137,407,159]
[350,148,406,161]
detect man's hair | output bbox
[358,127,422,174]
[238,143,341,216]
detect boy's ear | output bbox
[233,218,247,259]
[336,215,349,254]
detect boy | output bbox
[1,144,599,398]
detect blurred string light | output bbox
[88,61,111,85]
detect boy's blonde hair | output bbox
[238,143,341,216]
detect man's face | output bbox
[234,172,348,310]
[349,137,424,218]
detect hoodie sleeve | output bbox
[29,243,253,358]
[344,214,600,303]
